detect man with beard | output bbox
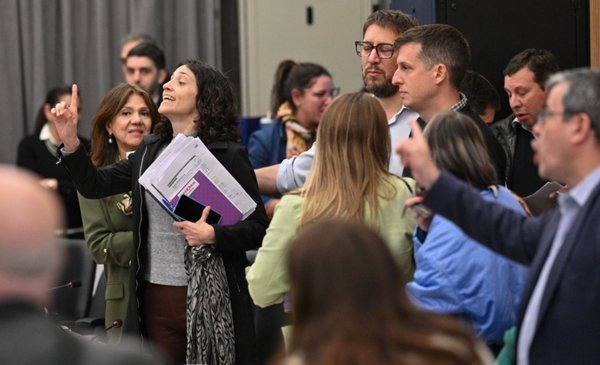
[255,10,418,195]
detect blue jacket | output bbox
[247,120,286,170]
[407,185,528,344]
[248,120,287,205]
[423,170,600,365]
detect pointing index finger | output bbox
[71,84,79,112]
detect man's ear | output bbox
[571,113,594,145]
[158,69,168,85]
[433,63,448,85]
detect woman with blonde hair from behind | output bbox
[247,91,416,312]
[280,221,492,365]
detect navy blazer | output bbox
[424,171,600,365]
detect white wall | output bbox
[238,0,375,117]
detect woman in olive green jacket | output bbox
[78,83,159,341]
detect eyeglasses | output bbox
[355,41,395,59]
[309,87,340,99]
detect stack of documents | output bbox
[139,134,257,225]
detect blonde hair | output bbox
[299,92,396,226]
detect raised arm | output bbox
[51,84,81,152]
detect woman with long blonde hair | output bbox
[247,91,416,314]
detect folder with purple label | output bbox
[139,134,256,225]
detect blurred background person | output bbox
[247,92,417,362]
[0,165,162,365]
[248,61,336,218]
[405,111,527,354]
[280,221,492,365]
[460,70,500,124]
[119,34,157,79]
[124,42,168,107]
[78,83,160,342]
[54,60,267,365]
[16,85,90,237]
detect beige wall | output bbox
[592,0,600,67]
[238,0,374,116]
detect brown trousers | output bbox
[143,282,187,365]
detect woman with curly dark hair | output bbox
[52,60,268,365]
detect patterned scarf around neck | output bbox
[280,114,315,159]
[185,245,235,365]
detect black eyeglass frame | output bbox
[354,41,395,59]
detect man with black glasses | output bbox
[255,10,418,194]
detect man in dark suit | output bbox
[0,166,162,365]
[396,68,600,365]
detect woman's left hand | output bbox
[173,206,216,246]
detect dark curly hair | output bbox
[155,60,240,143]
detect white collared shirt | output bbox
[388,106,418,176]
[39,123,59,146]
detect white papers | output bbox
[139,134,256,225]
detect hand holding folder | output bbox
[139,134,256,225]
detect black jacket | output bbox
[60,134,268,364]
[17,133,90,232]
[459,104,507,185]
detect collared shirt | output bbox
[517,165,600,365]
[449,92,468,112]
[276,104,416,193]
[39,123,59,145]
[389,106,418,176]
[511,116,537,139]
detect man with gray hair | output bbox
[396,67,600,365]
[0,166,162,365]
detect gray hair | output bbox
[546,68,600,140]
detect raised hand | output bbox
[51,84,80,152]
[395,119,441,190]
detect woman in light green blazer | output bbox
[247,92,417,310]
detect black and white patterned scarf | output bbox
[185,245,235,365]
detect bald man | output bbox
[0,166,162,365]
